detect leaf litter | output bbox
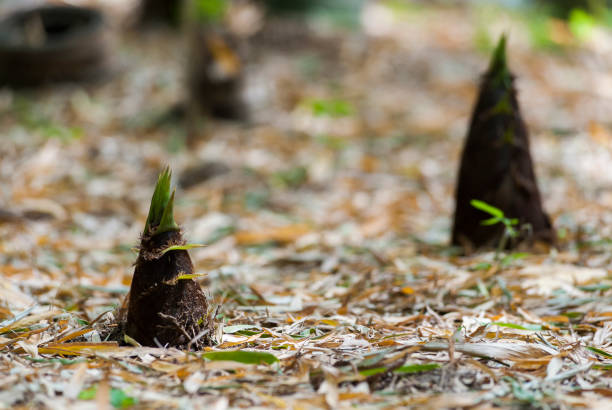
[1,0,612,408]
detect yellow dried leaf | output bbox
[216,332,263,348]
[541,315,569,323]
[339,392,373,401]
[38,342,120,356]
[56,328,94,343]
[234,224,310,245]
[151,361,188,374]
[512,356,554,370]
[375,339,400,347]
[320,319,338,327]
[207,35,241,77]
[589,121,612,147]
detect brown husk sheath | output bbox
[125,169,214,349]
[451,36,554,250]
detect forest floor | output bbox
[1,1,612,409]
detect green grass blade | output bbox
[470,199,504,218]
[176,273,207,280]
[156,189,179,235]
[160,243,206,256]
[491,322,543,331]
[481,216,502,226]
[145,167,171,233]
[586,346,612,359]
[202,350,279,365]
[144,167,178,235]
[394,363,441,373]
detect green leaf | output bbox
[26,357,87,365]
[308,98,354,117]
[176,273,207,280]
[223,324,261,334]
[586,346,612,359]
[500,252,528,267]
[160,243,206,256]
[202,350,279,365]
[491,322,543,331]
[110,388,137,408]
[78,386,97,400]
[144,167,179,236]
[470,199,504,218]
[123,334,141,347]
[358,350,391,368]
[270,166,308,189]
[79,386,138,408]
[156,189,179,235]
[526,12,557,50]
[237,330,262,336]
[481,216,502,226]
[194,0,227,22]
[471,262,492,271]
[487,34,512,87]
[505,224,518,238]
[578,283,612,292]
[359,367,387,377]
[489,33,506,69]
[394,363,441,373]
[569,8,596,41]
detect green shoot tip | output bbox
[144,167,180,236]
[488,34,511,86]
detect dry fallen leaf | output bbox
[1,1,612,408]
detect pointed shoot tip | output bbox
[144,167,180,236]
[157,188,179,235]
[489,34,507,72]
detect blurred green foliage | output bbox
[78,386,137,408]
[535,0,611,19]
[13,97,83,142]
[270,166,308,189]
[473,0,611,53]
[308,98,354,117]
[192,0,227,22]
[262,0,366,28]
[315,135,348,151]
[244,191,269,211]
[568,8,597,40]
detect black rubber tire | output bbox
[0,5,114,87]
